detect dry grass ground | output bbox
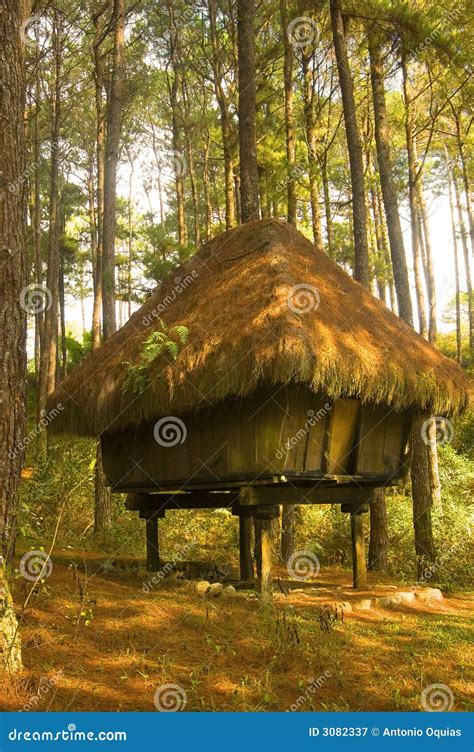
[2,553,473,712]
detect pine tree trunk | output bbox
[0,0,29,673]
[237,0,260,222]
[329,0,369,286]
[411,411,437,578]
[280,0,297,225]
[102,0,125,339]
[38,9,62,455]
[302,50,323,249]
[33,58,44,419]
[94,441,113,535]
[453,170,473,351]
[402,54,427,337]
[95,0,125,532]
[183,80,200,246]
[281,505,297,562]
[203,127,212,240]
[208,0,236,229]
[454,110,474,255]
[369,33,413,326]
[321,155,333,256]
[92,7,106,349]
[368,490,388,571]
[415,175,437,342]
[87,161,101,348]
[447,159,462,363]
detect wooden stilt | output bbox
[145,516,160,572]
[253,517,262,579]
[257,517,273,601]
[351,511,367,589]
[239,515,254,581]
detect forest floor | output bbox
[3,552,473,712]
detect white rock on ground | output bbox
[353,598,372,611]
[207,582,224,597]
[195,580,211,596]
[416,587,444,603]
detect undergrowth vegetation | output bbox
[18,383,473,590]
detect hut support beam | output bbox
[257,517,273,601]
[251,505,279,602]
[350,511,367,589]
[145,516,160,572]
[239,515,254,581]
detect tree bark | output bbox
[453,169,473,351]
[329,0,369,286]
[280,0,297,225]
[368,490,388,571]
[0,0,29,673]
[208,0,236,229]
[281,504,297,562]
[38,7,62,455]
[368,32,413,326]
[102,0,125,339]
[453,108,474,256]
[91,5,106,349]
[402,54,427,337]
[411,411,437,579]
[237,0,260,222]
[302,49,323,249]
[447,159,462,363]
[415,179,437,342]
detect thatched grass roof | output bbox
[48,219,469,435]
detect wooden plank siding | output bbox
[101,384,411,492]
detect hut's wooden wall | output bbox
[101,384,412,491]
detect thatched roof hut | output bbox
[48,218,470,591]
[49,218,468,436]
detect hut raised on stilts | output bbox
[49,219,469,594]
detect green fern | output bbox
[122,319,189,396]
